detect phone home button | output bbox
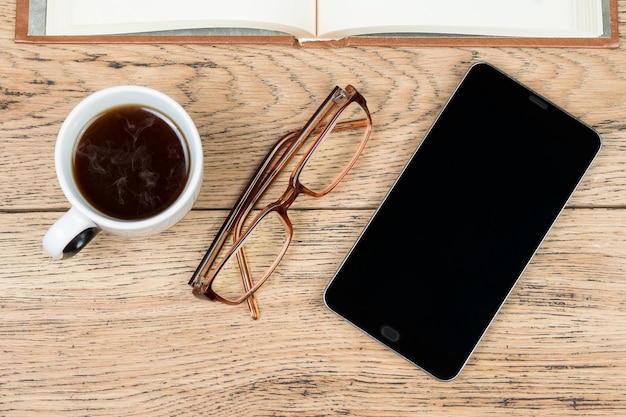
[381,325,400,342]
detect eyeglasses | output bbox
[188,85,372,319]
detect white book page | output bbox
[317,0,604,39]
[46,0,317,38]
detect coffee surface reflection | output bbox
[73,105,189,220]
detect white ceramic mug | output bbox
[43,86,203,260]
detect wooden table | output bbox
[1,2,625,416]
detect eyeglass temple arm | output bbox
[228,132,301,319]
[188,130,298,289]
[189,131,302,320]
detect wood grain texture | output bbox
[1,210,625,416]
[1,1,625,415]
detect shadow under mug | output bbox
[43,86,203,260]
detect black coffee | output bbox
[73,105,189,220]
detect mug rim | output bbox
[55,85,203,235]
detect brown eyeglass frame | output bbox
[188,85,372,319]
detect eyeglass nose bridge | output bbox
[274,178,312,211]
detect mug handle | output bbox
[43,207,101,260]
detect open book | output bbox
[16,0,619,48]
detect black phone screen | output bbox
[324,62,601,381]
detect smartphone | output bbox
[324,62,602,381]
